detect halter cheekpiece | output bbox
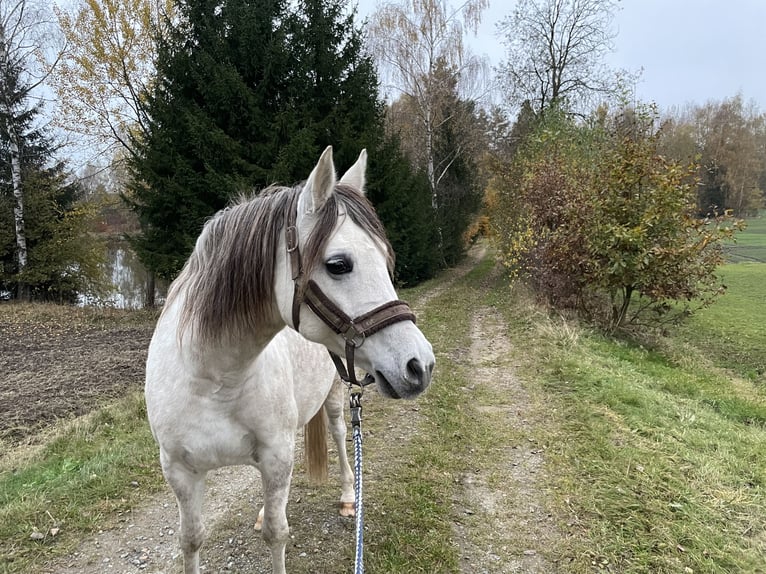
[286,188,416,388]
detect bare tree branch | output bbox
[498,0,622,115]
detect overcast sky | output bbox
[358,0,766,113]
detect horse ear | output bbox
[304,146,336,212]
[339,149,367,194]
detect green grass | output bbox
[0,393,165,573]
[498,265,766,572]
[673,262,766,382]
[726,215,766,263]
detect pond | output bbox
[79,242,167,309]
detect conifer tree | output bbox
[130,0,438,285]
[130,0,373,277]
[127,0,290,278]
[271,0,383,178]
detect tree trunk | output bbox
[423,106,444,257]
[0,24,30,301]
[9,130,29,300]
[424,106,437,210]
[144,270,156,308]
[611,284,634,330]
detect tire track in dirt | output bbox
[452,304,560,573]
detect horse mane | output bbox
[166,182,394,344]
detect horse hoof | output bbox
[339,502,355,517]
[254,516,263,531]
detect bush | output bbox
[489,105,741,330]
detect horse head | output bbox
[276,146,435,399]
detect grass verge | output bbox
[0,392,164,574]
[498,268,766,572]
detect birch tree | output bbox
[368,0,489,215]
[0,0,49,299]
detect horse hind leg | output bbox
[324,380,355,517]
[162,455,207,574]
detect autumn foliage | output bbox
[489,105,741,330]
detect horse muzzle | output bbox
[366,321,435,399]
[375,355,434,399]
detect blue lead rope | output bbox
[350,392,364,574]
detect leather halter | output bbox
[285,189,416,387]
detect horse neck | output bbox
[170,287,286,373]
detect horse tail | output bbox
[304,406,328,484]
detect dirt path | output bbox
[41,245,561,573]
[43,465,261,574]
[453,305,559,573]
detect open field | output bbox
[674,214,766,382]
[726,214,766,263]
[1,242,765,573]
[674,262,766,383]
[0,304,156,443]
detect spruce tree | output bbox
[128,0,292,279]
[272,0,383,178]
[130,0,439,284]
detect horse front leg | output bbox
[258,442,295,574]
[162,454,207,574]
[324,381,355,516]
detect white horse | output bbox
[145,147,435,574]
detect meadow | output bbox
[725,214,766,263]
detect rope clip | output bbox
[349,391,363,429]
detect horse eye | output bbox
[326,256,353,276]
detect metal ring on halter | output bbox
[342,324,366,348]
[358,373,375,387]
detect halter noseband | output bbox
[286,189,416,387]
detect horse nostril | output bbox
[407,358,425,384]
